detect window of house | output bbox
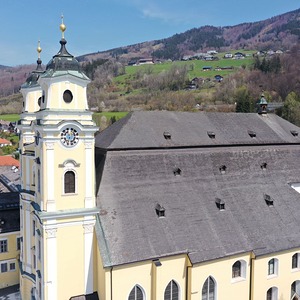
[17,237,21,251]
[64,170,76,194]
[1,263,7,273]
[292,253,300,269]
[0,239,8,253]
[232,261,241,278]
[291,281,300,298]
[128,285,144,300]
[232,260,246,281]
[9,262,16,271]
[202,276,216,300]
[268,258,278,276]
[266,287,278,300]
[164,280,179,300]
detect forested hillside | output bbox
[0,8,299,126]
[78,8,300,62]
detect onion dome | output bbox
[43,16,89,80]
[21,41,44,88]
[257,93,268,114]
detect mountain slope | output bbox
[78,8,300,62]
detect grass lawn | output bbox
[0,114,19,122]
[92,111,128,120]
[0,112,128,123]
[114,51,255,93]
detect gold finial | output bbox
[37,40,42,59]
[60,14,66,38]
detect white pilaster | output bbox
[83,222,94,294]
[45,142,55,211]
[46,227,57,300]
[25,203,32,272]
[85,141,93,208]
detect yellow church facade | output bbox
[14,19,300,300]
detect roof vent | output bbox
[153,259,162,267]
[173,168,181,176]
[207,131,216,139]
[248,130,256,138]
[291,130,298,137]
[163,131,171,140]
[215,198,225,211]
[261,163,267,170]
[264,194,273,207]
[155,203,165,218]
[219,165,227,174]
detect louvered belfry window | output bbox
[64,171,75,194]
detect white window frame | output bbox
[0,262,8,273]
[62,163,78,195]
[267,258,279,278]
[231,260,247,283]
[16,236,21,251]
[267,286,278,300]
[0,239,8,253]
[292,253,300,271]
[9,261,16,271]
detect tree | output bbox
[282,92,300,126]
[235,86,255,113]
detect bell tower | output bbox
[19,17,98,300]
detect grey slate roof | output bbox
[95,111,300,149]
[95,111,300,267]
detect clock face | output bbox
[60,128,79,147]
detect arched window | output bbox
[232,261,241,278]
[202,276,216,300]
[266,287,278,300]
[164,280,179,300]
[268,258,278,276]
[64,171,75,194]
[128,285,144,300]
[292,253,300,269]
[291,280,300,299]
[232,260,246,280]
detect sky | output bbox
[0,0,299,66]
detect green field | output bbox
[0,112,128,123]
[0,114,19,122]
[114,51,255,93]
[92,111,128,120]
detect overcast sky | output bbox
[1,0,299,66]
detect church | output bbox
[5,18,300,300]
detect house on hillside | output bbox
[214,75,223,82]
[137,58,154,65]
[224,53,233,58]
[202,66,212,71]
[234,52,245,59]
[0,139,11,147]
